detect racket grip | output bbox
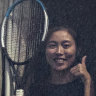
[16,89,24,96]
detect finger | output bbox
[70,66,79,73]
[70,63,81,71]
[81,56,87,66]
[71,71,82,77]
[70,69,79,74]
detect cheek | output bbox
[66,47,76,61]
[46,48,56,57]
[45,49,55,63]
[67,47,76,54]
[71,45,76,55]
[45,50,51,60]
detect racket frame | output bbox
[1,0,49,64]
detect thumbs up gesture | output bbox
[70,56,91,83]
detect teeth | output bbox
[54,58,67,63]
[54,58,64,63]
[56,59,63,61]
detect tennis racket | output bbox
[1,0,48,96]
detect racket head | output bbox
[1,0,49,64]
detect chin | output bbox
[54,66,69,71]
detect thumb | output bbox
[81,56,87,66]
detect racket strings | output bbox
[17,6,25,62]
[4,0,45,64]
[11,10,19,62]
[6,13,21,62]
[25,0,44,59]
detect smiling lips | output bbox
[54,58,67,64]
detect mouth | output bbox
[54,58,67,64]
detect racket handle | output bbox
[16,89,24,96]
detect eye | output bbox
[47,43,57,49]
[62,44,71,49]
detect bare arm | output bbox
[83,75,94,96]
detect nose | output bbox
[56,46,64,55]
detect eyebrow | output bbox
[47,40,71,45]
[62,40,71,43]
[47,41,57,44]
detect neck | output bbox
[49,69,76,84]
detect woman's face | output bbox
[46,30,77,71]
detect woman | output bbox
[27,27,94,96]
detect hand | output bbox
[70,56,91,83]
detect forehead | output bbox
[48,30,75,42]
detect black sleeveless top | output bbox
[29,79,84,96]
